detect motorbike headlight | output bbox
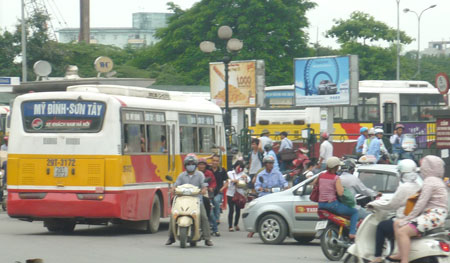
[172,209,179,217]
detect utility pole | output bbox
[79,0,90,43]
[396,0,400,80]
[21,0,27,82]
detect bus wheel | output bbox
[44,220,76,233]
[145,195,161,233]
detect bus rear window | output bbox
[22,100,106,133]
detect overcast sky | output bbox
[0,0,448,52]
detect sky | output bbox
[0,0,448,52]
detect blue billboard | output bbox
[294,55,357,107]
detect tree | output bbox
[131,0,316,85]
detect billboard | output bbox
[209,60,264,108]
[294,55,358,107]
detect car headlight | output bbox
[247,199,259,210]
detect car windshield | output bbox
[358,170,399,193]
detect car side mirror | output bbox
[294,186,304,195]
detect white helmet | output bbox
[368,128,375,135]
[374,128,384,134]
[397,159,417,174]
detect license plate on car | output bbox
[54,167,68,178]
[315,220,328,230]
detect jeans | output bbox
[375,218,394,257]
[318,200,359,235]
[209,193,223,232]
[227,195,241,228]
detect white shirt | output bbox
[226,170,249,197]
[249,150,262,175]
[279,137,293,152]
[319,140,333,163]
[258,136,272,150]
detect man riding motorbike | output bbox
[165,154,213,246]
[390,124,405,157]
[255,155,288,197]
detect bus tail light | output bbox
[77,194,104,200]
[19,193,47,199]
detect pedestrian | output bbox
[278,131,293,172]
[317,132,333,171]
[248,138,263,194]
[208,154,228,236]
[355,127,368,155]
[258,129,272,152]
[226,159,249,232]
[197,158,217,222]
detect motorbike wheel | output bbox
[179,227,188,248]
[320,224,346,261]
[145,195,161,233]
[258,214,288,244]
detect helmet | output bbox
[263,143,272,152]
[368,128,375,135]
[321,132,329,139]
[397,159,417,174]
[261,129,270,135]
[326,156,343,169]
[374,128,384,134]
[299,147,309,154]
[184,154,198,166]
[198,158,208,165]
[395,124,405,130]
[341,159,356,173]
[263,155,275,164]
[360,127,368,133]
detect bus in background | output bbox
[249,80,448,156]
[7,85,225,233]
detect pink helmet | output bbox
[321,132,329,139]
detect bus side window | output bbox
[147,124,167,153]
[180,126,198,153]
[199,127,215,153]
[123,124,145,153]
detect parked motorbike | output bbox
[344,206,450,263]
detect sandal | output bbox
[229,228,234,232]
[234,226,240,231]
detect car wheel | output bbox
[44,220,76,233]
[293,235,314,244]
[258,214,287,244]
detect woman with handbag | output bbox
[226,159,249,232]
[389,156,448,263]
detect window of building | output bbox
[400,94,445,121]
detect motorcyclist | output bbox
[355,127,369,155]
[165,154,213,246]
[390,124,405,157]
[366,159,421,263]
[367,129,388,163]
[362,128,376,155]
[255,155,288,197]
[263,144,280,172]
[339,159,378,219]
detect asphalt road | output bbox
[0,210,330,263]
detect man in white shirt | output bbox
[258,129,272,151]
[317,132,333,171]
[278,131,293,171]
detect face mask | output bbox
[186,164,196,173]
[236,166,243,174]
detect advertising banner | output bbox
[294,55,358,107]
[210,60,262,108]
[436,118,450,148]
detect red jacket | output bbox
[202,169,217,190]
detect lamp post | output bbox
[404,4,437,78]
[200,26,243,171]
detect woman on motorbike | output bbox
[314,156,359,239]
[367,159,421,263]
[226,159,249,232]
[389,155,448,263]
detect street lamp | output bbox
[200,26,243,171]
[404,4,437,78]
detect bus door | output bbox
[166,120,177,180]
[383,103,396,134]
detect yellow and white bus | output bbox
[7,85,225,233]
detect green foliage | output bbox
[131,0,316,85]
[327,11,412,45]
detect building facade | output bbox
[58,12,173,48]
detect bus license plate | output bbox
[315,220,328,230]
[54,167,68,178]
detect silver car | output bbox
[242,164,449,245]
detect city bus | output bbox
[7,85,226,233]
[249,80,448,156]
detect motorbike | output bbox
[391,134,418,164]
[315,195,371,261]
[344,206,450,263]
[283,148,310,182]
